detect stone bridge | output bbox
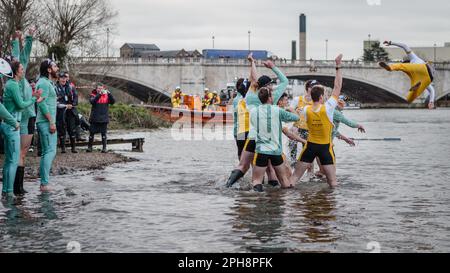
[73,57,450,105]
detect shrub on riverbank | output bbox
[78,103,169,130]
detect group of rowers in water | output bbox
[226,41,436,191]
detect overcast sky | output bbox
[108,0,450,60]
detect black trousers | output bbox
[57,111,79,139]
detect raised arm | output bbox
[20,35,33,71]
[108,92,116,105]
[11,38,20,61]
[384,41,412,54]
[332,54,343,99]
[262,60,288,105]
[90,92,101,105]
[248,53,258,90]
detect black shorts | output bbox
[253,153,285,168]
[235,132,249,159]
[28,117,36,135]
[299,142,336,166]
[244,139,256,154]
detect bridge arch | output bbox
[78,71,171,103]
[284,73,407,103]
[437,89,450,101]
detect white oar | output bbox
[350,138,402,141]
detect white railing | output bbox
[29,56,450,69]
[68,57,381,67]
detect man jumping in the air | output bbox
[379,41,436,110]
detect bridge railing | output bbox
[31,56,450,69]
[68,57,383,67]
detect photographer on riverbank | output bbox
[87,84,115,153]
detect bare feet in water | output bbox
[315,172,326,179]
[40,185,51,192]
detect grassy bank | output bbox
[78,103,170,130]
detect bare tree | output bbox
[36,0,117,63]
[0,0,35,54]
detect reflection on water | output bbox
[231,191,288,253]
[230,188,339,253]
[1,109,450,253]
[295,188,338,245]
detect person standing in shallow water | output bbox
[1,58,43,197]
[290,54,344,189]
[36,58,59,193]
[87,84,115,153]
[10,28,38,196]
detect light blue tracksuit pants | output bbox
[1,123,20,194]
[37,122,57,186]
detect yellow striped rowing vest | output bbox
[237,100,250,134]
[293,96,312,129]
[306,104,333,145]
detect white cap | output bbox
[0,58,13,78]
[176,86,181,90]
[204,88,210,92]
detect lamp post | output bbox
[106,27,110,58]
[434,43,437,63]
[325,39,329,60]
[212,36,215,49]
[248,30,251,51]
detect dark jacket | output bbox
[89,90,115,123]
[56,81,79,123]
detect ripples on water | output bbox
[1,109,449,253]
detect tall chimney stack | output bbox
[299,14,306,61]
[291,40,297,62]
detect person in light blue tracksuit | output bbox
[36,59,59,192]
[1,59,40,197]
[226,56,290,188]
[11,28,37,195]
[249,88,300,192]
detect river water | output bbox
[1,109,449,253]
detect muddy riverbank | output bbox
[0,151,138,181]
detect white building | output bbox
[384,43,450,62]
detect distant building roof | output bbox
[121,43,160,51]
[140,49,203,58]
